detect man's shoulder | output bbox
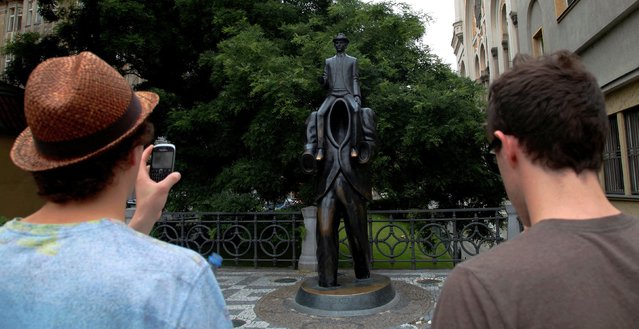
[456,241,521,271]
[455,213,639,279]
[97,221,209,273]
[454,232,546,279]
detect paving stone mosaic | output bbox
[216,268,450,329]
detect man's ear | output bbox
[128,145,144,168]
[494,130,519,166]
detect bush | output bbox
[0,216,11,226]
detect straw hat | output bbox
[10,51,158,172]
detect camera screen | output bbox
[152,150,174,169]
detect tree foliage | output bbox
[4,0,504,210]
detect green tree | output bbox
[4,0,504,211]
[3,32,67,86]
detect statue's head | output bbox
[333,33,349,53]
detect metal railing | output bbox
[150,207,510,269]
[151,212,301,268]
[340,208,507,269]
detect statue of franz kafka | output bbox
[301,33,377,288]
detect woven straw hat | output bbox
[10,51,158,172]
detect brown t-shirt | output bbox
[432,214,639,329]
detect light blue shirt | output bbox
[0,218,232,329]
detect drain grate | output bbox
[232,319,246,327]
[273,277,297,283]
[416,278,441,285]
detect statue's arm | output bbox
[357,108,376,164]
[318,59,329,86]
[301,111,319,173]
[360,107,376,142]
[352,58,361,98]
[305,111,318,146]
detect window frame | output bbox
[624,107,639,194]
[532,28,544,57]
[603,115,625,195]
[34,1,42,25]
[26,1,33,27]
[7,7,16,32]
[555,0,580,21]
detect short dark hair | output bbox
[32,121,155,204]
[486,50,608,173]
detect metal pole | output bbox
[505,201,521,240]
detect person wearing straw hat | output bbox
[0,52,232,328]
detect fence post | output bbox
[505,201,521,240]
[298,206,318,272]
[124,207,135,224]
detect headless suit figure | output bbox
[301,34,377,285]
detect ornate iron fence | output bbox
[151,207,508,269]
[151,211,301,268]
[340,208,507,269]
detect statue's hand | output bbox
[355,96,361,106]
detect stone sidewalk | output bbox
[215,267,451,329]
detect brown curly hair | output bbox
[32,121,155,204]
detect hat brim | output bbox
[10,91,158,172]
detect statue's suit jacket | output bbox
[306,104,375,202]
[320,54,361,97]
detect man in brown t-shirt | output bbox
[431,51,639,328]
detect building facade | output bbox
[0,1,148,218]
[0,1,56,218]
[0,0,54,74]
[452,0,518,84]
[453,0,639,215]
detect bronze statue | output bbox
[301,33,377,287]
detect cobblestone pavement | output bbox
[215,268,450,329]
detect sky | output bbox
[368,0,458,70]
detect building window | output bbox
[26,1,33,27]
[555,0,579,19]
[34,1,42,25]
[7,7,16,32]
[500,5,510,71]
[17,7,23,31]
[7,6,24,32]
[532,28,544,57]
[474,0,483,28]
[625,108,639,194]
[604,116,624,194]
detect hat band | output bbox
[34,95,142,159]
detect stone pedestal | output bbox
[293,274,397,316]
[298,206,318,272]
[255,276,433,328]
